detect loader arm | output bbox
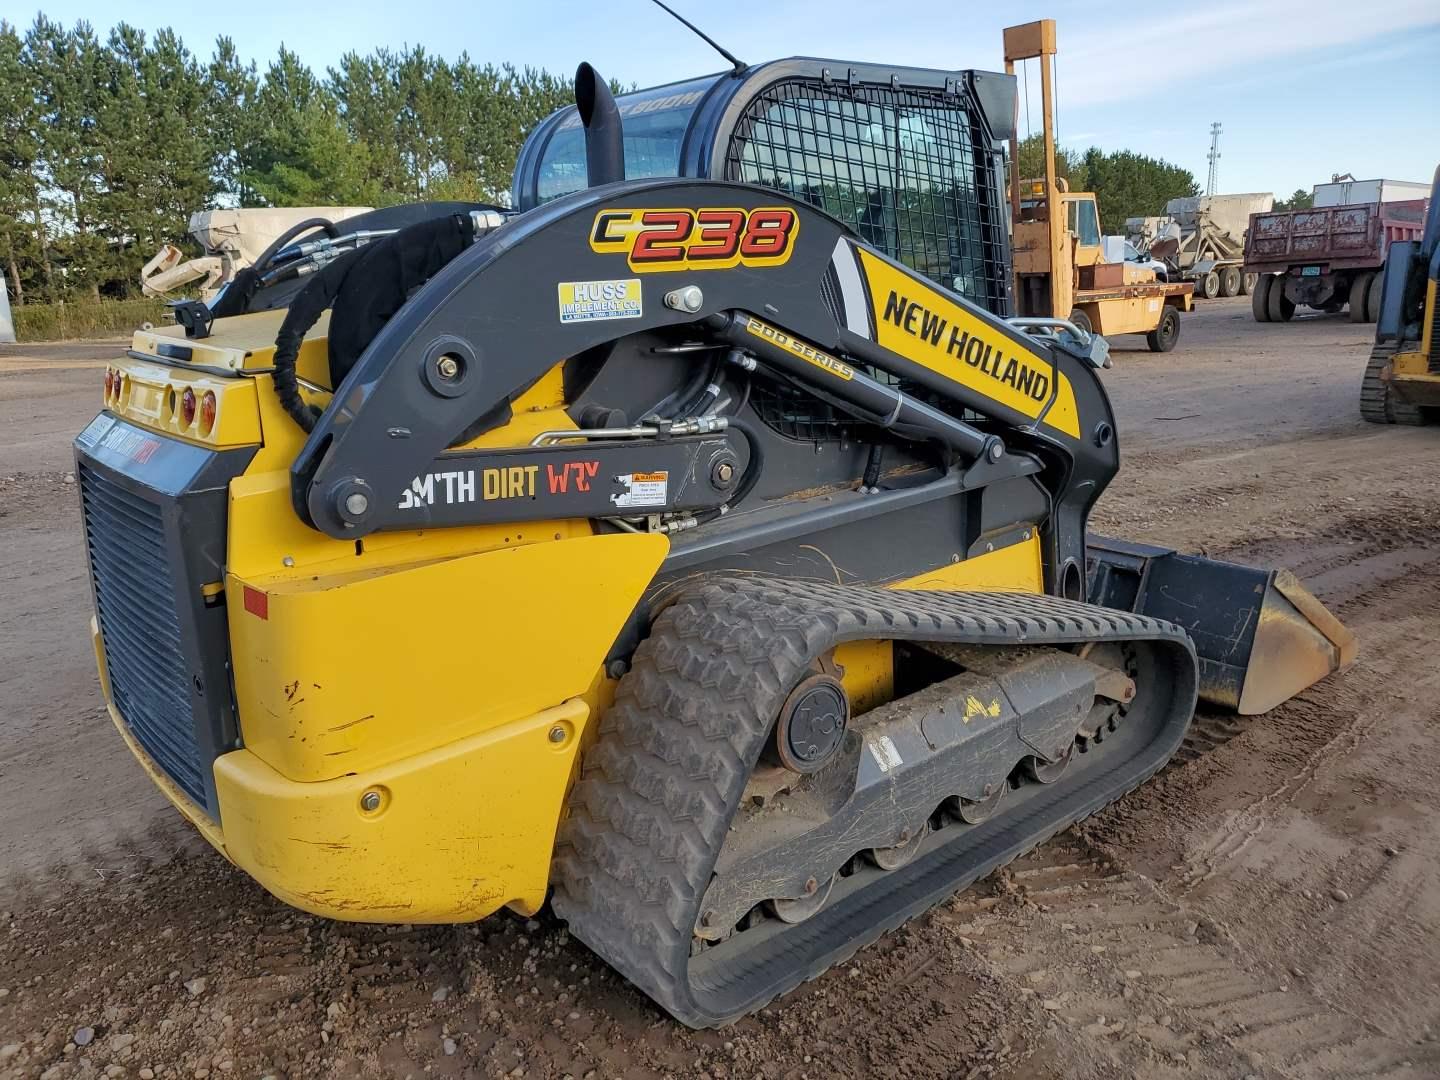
[291,179,1119,599]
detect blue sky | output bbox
[21,0,1440,201]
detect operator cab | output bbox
[512,59,1018,315]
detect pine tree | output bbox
[27,17,110,297]
[0,21,43,302]
[242,46,377,207]
[207,37,261,207]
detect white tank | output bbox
[1162,193,1274,242]
[1312,179,1430,207]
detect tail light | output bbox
[104,368,115,400]
[199,390,217,435]
[181,387,197,427]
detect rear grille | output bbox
[79,463,206,805]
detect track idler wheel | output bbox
[769,874,837,924]
[867,824,928,871]
[951,781,1009,824]
[1024,745,1075,784]
[772,670,849,773]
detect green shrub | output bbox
[12,298,173,342]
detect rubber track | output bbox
[551,577,1198,1027]
[1361,341,1428,425]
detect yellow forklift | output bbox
[1003,21,1193,352]
[1362,163,1439,424]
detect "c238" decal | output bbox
[589,207,798,272]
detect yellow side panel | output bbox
[213,698,586,922]
[831,538,1043,714]
[1392,348,1432,377]
[1083,296,1167,337]
[229,532,668,782]
[833,640,894,715]
[892,534,1045,593]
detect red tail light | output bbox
[104,369,115,400]
[181,387,197,427]
[199,390,217,435]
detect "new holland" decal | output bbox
[856,249,1080,439]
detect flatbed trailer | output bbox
[1073,281,1194,342]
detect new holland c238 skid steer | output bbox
[76,22,1355,1027]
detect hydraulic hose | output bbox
[645,347,723,421]
[270,211,478,433]
[862,443,884,491]
[251,217,339,277]
[208,217,340,320]
[270,249,363,433]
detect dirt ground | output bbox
[1,299,1438,1079]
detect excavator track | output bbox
[552,576,1199,1027]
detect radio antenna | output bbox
[648,0,747,75]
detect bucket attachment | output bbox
[1087,536,1357,714]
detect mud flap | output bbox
[1087,535,1357,714]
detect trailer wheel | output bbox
[1219,266,1242,297]
[1366,272,1384,324]
[1146,306,1180,353]
[1240,272,1258,296]
[1252,274,1273,321]
[1198,271,1221,300]
[1067,307,1093,336]
[1349,273,1373,323]
[1267,277,1295,322]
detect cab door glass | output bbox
[1075,200,1100,247]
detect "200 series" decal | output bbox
[589,206,798,273]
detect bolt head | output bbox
[360,790,382,812]
[344,491,370,517]
[665,285,704,313]
[548,725,567,744]
[717,461,735,483]
[436,355,460,380]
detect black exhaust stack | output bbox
[575,62,625,188]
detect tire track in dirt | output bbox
[942,841,1439,1079]
[960,526,1440,1077]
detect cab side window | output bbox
[725,80,1009,314]
[1072,199,1100,247]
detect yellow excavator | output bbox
[1362,163,1439,424]
[75,21,1352,1027]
